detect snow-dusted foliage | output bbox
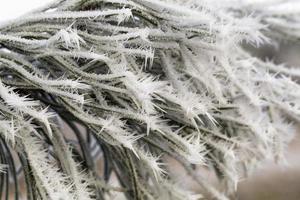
[0,0,299,199]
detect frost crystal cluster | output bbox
[0,0,299,199]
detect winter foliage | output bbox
[0,0,299,199]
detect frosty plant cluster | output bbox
[0,0,299,199]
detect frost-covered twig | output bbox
[0,0,299,199]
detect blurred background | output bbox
[1,1,300,199]
[0,0,54,24]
